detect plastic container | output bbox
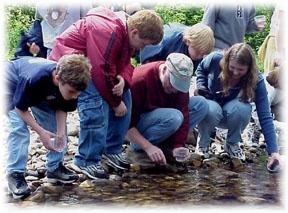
[49,137,66,152]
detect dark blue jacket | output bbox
[14,20,47,59]
[137,23,201,71]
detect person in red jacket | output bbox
[127,53,197,165]
[49,6,163,179]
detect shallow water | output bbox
[5,155,281,208]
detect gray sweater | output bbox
[202,4,258,49]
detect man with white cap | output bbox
[127,53,207,164]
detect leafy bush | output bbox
[5,4,274,70]
[5,6,35,59]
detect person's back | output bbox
[138,23,214,71]
[202,4,258,50]
[36,4,91,53]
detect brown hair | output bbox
[183,23,214,55]
[56,54,91,91]
[127,10,163,45]
[219,43,258,102]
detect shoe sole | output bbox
[70,164,108,180]
[46,177,77,184]
[8,188,31,199]
[102,156,129,171]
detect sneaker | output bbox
[71,162,108,180]
[103,153,131,170]
[7,172,31,199]
[195,146,210,159]
[225,143,245,161]
[47,164,79,184]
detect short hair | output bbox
[56,54,91,91]
[127,10,163,45]
[183,23,215,55]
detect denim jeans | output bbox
[131,108,183,151]
[74,80,131,167]
[6,103,66,174]
[197,98,252,148]
[188,96,209,131]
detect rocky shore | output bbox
[3,109,283,206]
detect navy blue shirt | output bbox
[6,57,77,112]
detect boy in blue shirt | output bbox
[5,54,91,199]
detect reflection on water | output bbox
[6,154,281,207]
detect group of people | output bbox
[5,3,283,200]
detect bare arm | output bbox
[15,108,55,150]
[127,127,167,165]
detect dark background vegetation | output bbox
[5,4,274,70]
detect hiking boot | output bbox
[71,162,108,180]
[225,143,245,161]
[47,164,79,184]
[7,172,31,199]
[195,146,210,159]
[102,153,131,171]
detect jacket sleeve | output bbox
[246,6,258,33]
[255,76,278,154]
[202,4,218,31]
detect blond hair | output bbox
[219,43,258,102]
[56,54,91,91]
[127,10,163,45]
[183,23,214,55]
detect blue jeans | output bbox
[74,80,131,167]
[188,96,209,131]
[197,98,252,148]
[131,108,183,151]
[6,103,66,174]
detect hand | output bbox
[194,87,213,99]
[113,101,127,117]
[38,129,56,151]
[144,145,167,165]
[173,147,191,162]
[112,75,125,96]
[27,42,40,57]
[267,152,281,173]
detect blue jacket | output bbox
[196,51,278,154]
[14,20,47,59]
[137,23,201,71]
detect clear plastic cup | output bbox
[49,136,66,152]
[173,147,190,162]
[254,15,266,28]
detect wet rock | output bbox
[26,175,39,181]
[27,188,45,203]
[203,157,220,169]
[188,153,202,167]
[231,158,244,171]
[79,180,94,188]
[238,195,267,203]
[41,183,63,194]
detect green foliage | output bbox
[155,5,204,26]
[5,4,274,71]
[5,6,35,59]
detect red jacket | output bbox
[131,61,189,148]
[49,6,135,107]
